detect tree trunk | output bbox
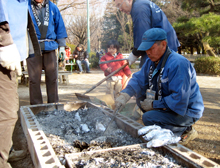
[203,42,217,57]
[190,46,193,54]
[178,47,181,54]
[196,46,200,54]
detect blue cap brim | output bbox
[138,41,155,51]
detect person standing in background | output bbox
[114,0,180,68]
[27,0,67,105]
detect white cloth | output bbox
[138,125,181,148]
[111,76,122,81]
[138,125,161,136]
[0,44,22,76]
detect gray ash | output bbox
[35,107,142,160]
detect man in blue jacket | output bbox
[114,0,180,67]
[115,28,204,145]
[27,0,67,105]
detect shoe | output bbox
[179,127,198,145]
[78,71,82,74]
[8,149,26,162]
[86,71,91,73]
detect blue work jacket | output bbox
[131,0,180,58]
[0,0,28,61]
[28,0,67,51]
[123,49,204,119]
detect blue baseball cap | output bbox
[138,28,167,51]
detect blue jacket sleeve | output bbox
[53,3,67,40]
[0,0,28,61]
[0,1,8,22]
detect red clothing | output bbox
[65,48,71,60]
[100,52,131,77]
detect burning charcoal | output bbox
[73,140,89,151]
[73,140,82,149]
[90,136,107,144]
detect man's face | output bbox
[146,41,167,62]
[35,0,43,3]
[114,0,132,14]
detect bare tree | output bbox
[66,14,102,50]
[57,0,103,12]
[115,11,133,52]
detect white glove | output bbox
[115,92,131,110]
[128,52,138,65]
[0,44,22,76]
[140,99,154,111]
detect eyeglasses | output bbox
[116,0,126,10]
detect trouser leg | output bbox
[0,66,18,168]
[43,51,58,103]
[26,55,43,105]
[114,79,122,98]
[76,60,83,72]
[106,80,114,98]
[142,109,197,136]
[82,60,90,72]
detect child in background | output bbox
[65,46,71,63]
[100,40,132,99]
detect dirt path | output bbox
[186,75,220,164]
[10,70,220,167]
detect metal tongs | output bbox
[103,105,124,135]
